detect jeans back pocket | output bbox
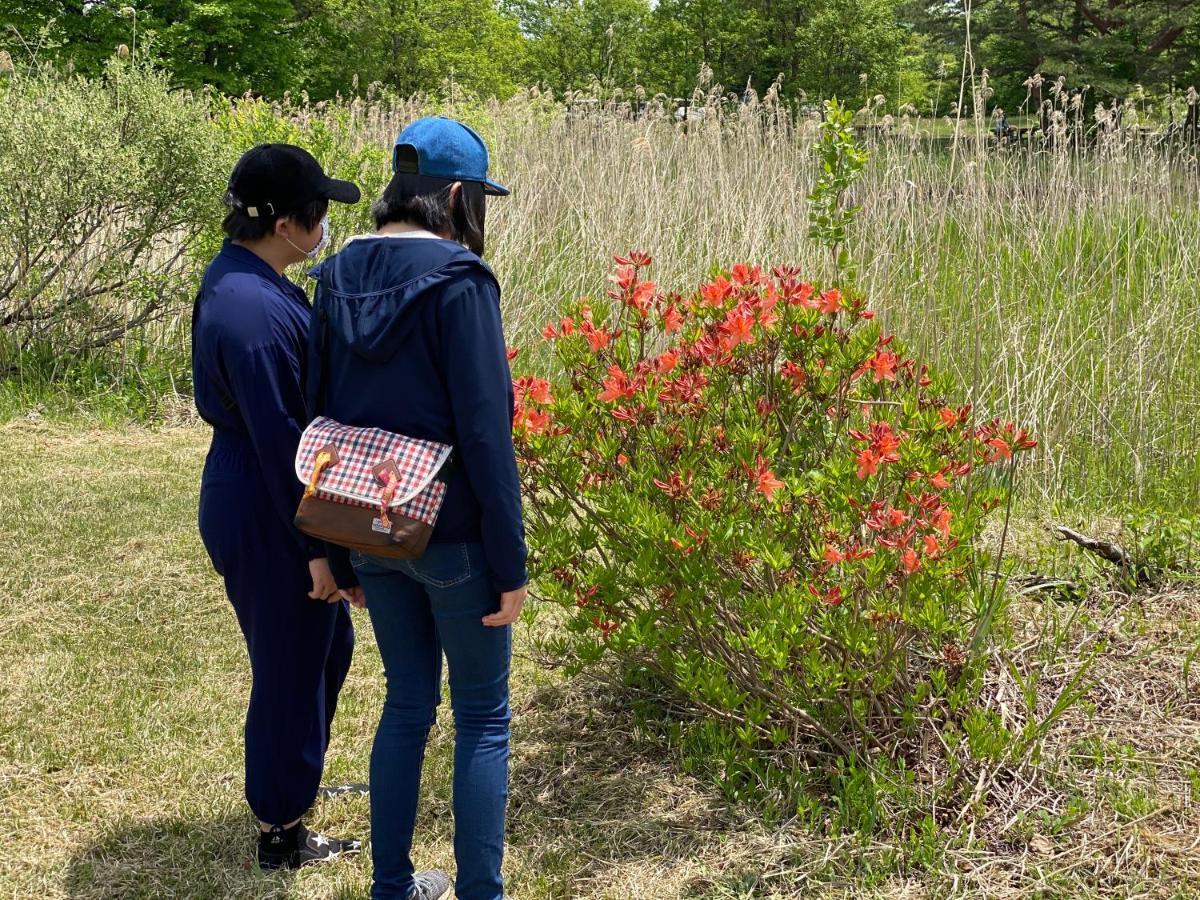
[401,542,476,589]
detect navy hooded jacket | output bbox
[308,232,528,593]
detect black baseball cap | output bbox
[227,144,361,218]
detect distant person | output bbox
[191,144,364,870]
[311,117,527,900]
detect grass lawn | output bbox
[3,419,1200,898]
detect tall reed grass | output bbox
[11,77,1200,511]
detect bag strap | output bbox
[306,256,459,476]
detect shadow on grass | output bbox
[62,811,363,900]
[502,674,752,898]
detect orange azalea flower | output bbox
[923,534,940,557]
[933,506,952,538]
[598,365,635,403]
[629,250,653,267]
[730,262,764,285]
[930,469,951,490]
[819,585,844,606]
[560,316,576,335]
[582,323,614,353]
[542,322,559,340]
[901,548,920,574]
[785,280,817,308]
[871,421,901,462]
[629,280,657,316]
[616,453,629,466]
[818,288,842,315]
[661,303,683,334]
[527,378,553,405]
[655,351,679,375]
[887,508,910,528]
[525,409,551,434]
[867,350,899,382]
[719,307,756,349]
[653,470,693,500]
[700,276,734,307]
[506,347,520,361]
[781,360,807,393]
[985,437,1012,462]
[856,448,880,479]
[610,265,636,291]
[938,407,958,428]
[753,456,785,500]
[824,545,845,565]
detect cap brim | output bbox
[482,178,509,197]
[322,177,362,204]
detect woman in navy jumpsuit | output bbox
[191,144,363,869]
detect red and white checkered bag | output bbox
[293,416,452,557]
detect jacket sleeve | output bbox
[226,338,326,563]
[439,275,529,592]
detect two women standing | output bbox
[192,119,525,900]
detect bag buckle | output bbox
[305,443,340,498]
[373,460,402,529]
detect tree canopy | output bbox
[3,0,1198,109]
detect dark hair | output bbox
[371,150,487,256]
[221,195,329,242]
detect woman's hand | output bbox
[483,584,527,627]
[339,586,366,609]
[308,558,340,602]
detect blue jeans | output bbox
[353,542,511,900]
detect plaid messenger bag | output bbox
[293,416,452,558]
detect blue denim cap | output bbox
[392,116,509,197]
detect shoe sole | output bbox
[258,849,347,871]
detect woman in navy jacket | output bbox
[192,145,363,870]
[312,118,526,900]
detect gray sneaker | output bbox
[407,870,452,900]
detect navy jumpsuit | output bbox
[192,240,355,827]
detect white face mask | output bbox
[287,216,329,259]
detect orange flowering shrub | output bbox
[512,253,1035,790]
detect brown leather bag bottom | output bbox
[295,495,433,559]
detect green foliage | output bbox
[1,0,305,96]
[909,0,1200,115]
[807,99,869,280]
[0,56,226,360]
[296,0,529,100]
[513,251,1037,807]
[1121,512,1200,586]
[792,0,905,105]
[508,0,652,92]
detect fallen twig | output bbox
[1052,525,1132,568]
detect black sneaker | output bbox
[407,869,452,900]
[257,822,362,871]
[317,782,370,800]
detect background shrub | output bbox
[0,58,225,361]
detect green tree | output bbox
[792,0,906,106]
[1,0,306,96]
[301,0,528,98]
[507,0,652,93]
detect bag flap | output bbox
[296,416,452,508]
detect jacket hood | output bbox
[310,234,497,364]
